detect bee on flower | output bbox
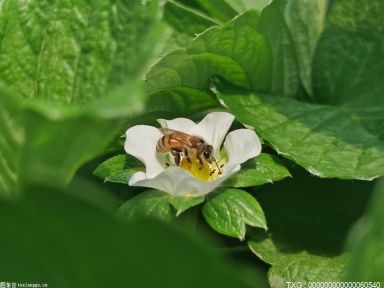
[124,112,261,197]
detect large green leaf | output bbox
[0,84,148,194]
[145,10,272,114]
[181,0,238,23]
[257,0,300,97]
[215,0,384,180]
[94,154,143,184]
[247,169,374,286]
[249,234,349,288]
[346,178,384,281]
[0,188,253,288]
[164,1,218,38]
[285,0,328,96]
[258,0,327,97]
[169,195,205,216]
[202,188,267,240]
[0,0,163,191]
[222,153,291,187]
[226,0,272,13]
[0,90,23,198]
[312,0,384,140]
[219,93,384,180]
[172,0,271,23]
[269,252,349,288]
[0,0,163,105]
[117,190,175,222]
[19,103,122,189]
[146,87,219,116]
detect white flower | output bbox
[124,112,261,197]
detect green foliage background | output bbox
[0,0,383,287]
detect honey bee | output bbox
[157,129,219,172]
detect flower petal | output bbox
[130,164,240,197]
[130,167,198,195]
[124,125,164,178]
[224,129,261,165]
[174,165,241,196]
[190,112,235,154]
[157,117,196,133]
[129,169,184,194]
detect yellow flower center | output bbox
[179,153,223,182]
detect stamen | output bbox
[213,158,222,174]
[178,153,225,181]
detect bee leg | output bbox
[171,149,182,166]
[183,148,192,164]
[197,155,204,170]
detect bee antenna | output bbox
[213,158,222,174]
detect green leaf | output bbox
[222,153,291,187]
[247,169,373,286]
[146,87,219,117]
[65,176,119,214]
[0,188,251,288]
[94,155,143,184]
[0,0,163,192]
[106,0,165,84]
[346,178,384,281]
[174,0,271,22]
[15,80,145,190]
[202,188,267,240]
[284,0,328,97]
[226,0,271,13]
[146,10,272,113]
[312,0,384,140]
[249,235,350,287]
[164,1,218,38]
[258,0,327,98]
[249,169,373,256]
[0,0,163,104]
[169,195,205,216]
[248,233,350,286]
[219,93,384,180]
[257,0,300,97]
[188,0,238,23]
[0,90,23,198]
[117,190,175,222]
[268,252,349,288]
[87,81,147,119]
[19,104,121,189]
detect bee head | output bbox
[203,145,213,162]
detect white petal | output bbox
[174,165,240,196]
[129,164,241,197]
[157,117,196,133]
[224,129,261,165]
[129,167,197,195]
[129,169,183,194]
[124,125,164,178]
[190,112,235,153]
